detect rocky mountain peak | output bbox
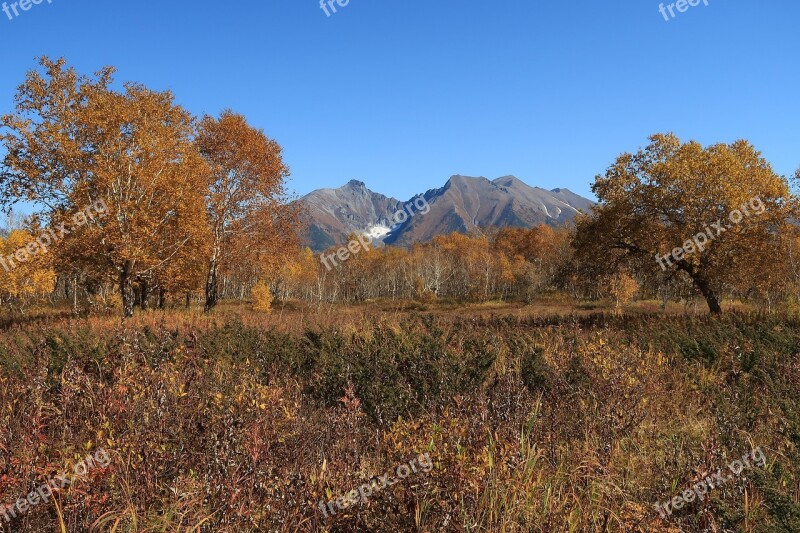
[298,175,594,251]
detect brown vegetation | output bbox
[0,308,798,531]
[1,58,800,533]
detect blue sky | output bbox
[0,0,798,206]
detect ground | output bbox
[0,301,797,532]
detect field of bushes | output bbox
[1,309,799,531]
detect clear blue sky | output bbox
[1,0,798,205]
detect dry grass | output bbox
[0,305,797,531]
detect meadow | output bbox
[1,5,798,532]
[0,302,798,532]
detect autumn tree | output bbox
[493,225,572,299]
[152,232,210,309]
[251,279,273,312]
[0,229,56,312]
[196,111,297,312]
[0,57,210,317]
[278,247,322,301]
[784,167,800,312]
[603,270,639,312]
[574,133,796,313]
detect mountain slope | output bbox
[298,175,593,251]
[299,180,402,251]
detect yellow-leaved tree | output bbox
[251,280,272,313]
[0,229,56,312]
[0,58,210,316]
[196,111,299,312]
[574,133,798,313]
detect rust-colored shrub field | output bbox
[1,309,799,531]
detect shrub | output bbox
[251,280,272,312]
[0,310,798,531]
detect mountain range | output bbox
[297,175,594,252]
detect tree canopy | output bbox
[0,58,298,316]
[573,133,798,313]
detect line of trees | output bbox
[277,134,800,314]
[269,209,800,313]
[273,228,572,305]
[0,58,298,316]
[1,61,797,316]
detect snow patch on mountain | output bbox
[364,224,392,240]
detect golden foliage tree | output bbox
[603,271,639,312]
[0,58,210,317]
[574,133,797,313]
[493,225,572,299]
[276,247,318,301]
[251,279,272,313]
[0,229,56,311]
[196,111,298,312]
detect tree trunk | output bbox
[205,256,218,312]
[140,279,150,310]
[185,291,191,309]
[205,223,223,312]
[120,260,135,318]
[205,221,226,313]
[677,261,722,315]
[693,274,722,314]
[158,288,166,310]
